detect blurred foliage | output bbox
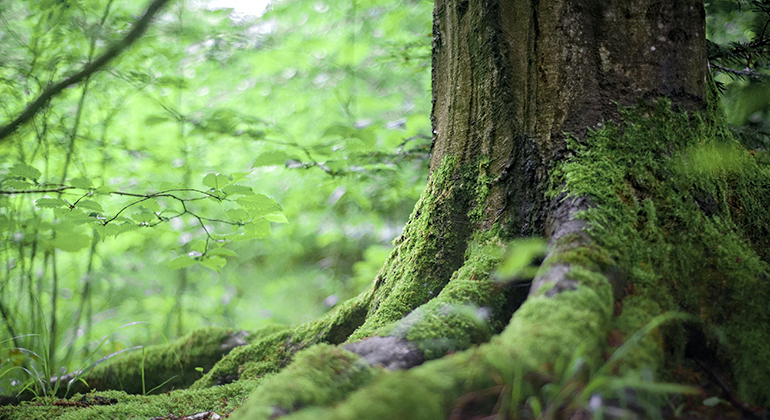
[0,0,431,395]
[707,0,770,164]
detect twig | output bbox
[710,63,769,81]
[0,187,73,195]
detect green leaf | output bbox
[169,255,197,269]
[496,239,548,279]
[97,223,140,239]
[4,180,33,190]
[208,248,238,257]
[222,184,254,197]
[76,200,103,212]
[245,219,271,238]
[10,163,42,181]
[0,215,16,231]
[351,130,376,148]
[210,233,236,241]
[264,213,289,224]
[131,212,156,223]
[230,172,251,183]
[323,124,354,138]
[236,194,281,216]
[54,208,92,225]
[190,240,206,253]
[225,209,250,222]
[70,177,92,189]
[49,232,90,252]
[139,199,160,212]
[203,173,230,189]
[200,256,227,271]
[206,109,238,133]
[252,151,289,167]
[325,160,346,172]
[36,198,68,209]
[311,145,334,156]
[322,124,376,149]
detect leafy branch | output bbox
[0,0,175,143]
[0,168,285,270]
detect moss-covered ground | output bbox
[1,380,260,420]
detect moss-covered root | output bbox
[348,157,479,341]
[50,326,270,398]
[360,238,521,362]
[231,344,381,419]
[193,290,372,388]
[230,266,613,420]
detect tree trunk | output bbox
[9,1,769,419]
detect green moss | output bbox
[497,265,613,372]
[550,97,770,405]
[227,263,615,420]
[231,344,380,419]
[610,296,664,374]
[467,156,493,221]
[348,156,481,340]
[374,236,507,359]
[541,232,614,273]
[0,379,261,420]
[37,326,258,397]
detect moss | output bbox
[348,156,481,340]
[499,265,613,372]
[467,156,493,221]
[232,344,380,419]
[542,232,614,272]
[374,236,508,359]
[550,97,770,405]
[34,326,257,398]
[226,263,615,420]
[0,379,261,420]
[609,296,665,374]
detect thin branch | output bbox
[0,187,73,195]
[710,62,770,81]
[0,0,175,142]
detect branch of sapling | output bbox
[0,187,73,195]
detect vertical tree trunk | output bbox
[430,0,707,234]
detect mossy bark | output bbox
[4,1,770,419]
